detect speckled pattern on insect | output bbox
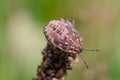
[44,19,83,54]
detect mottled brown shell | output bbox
[44,19,83,54]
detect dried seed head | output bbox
[44,19,83,54]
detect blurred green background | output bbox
[0,0,120,80]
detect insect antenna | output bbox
[79,53,89,69]
[79,48,99,69]
[83,48,100,51]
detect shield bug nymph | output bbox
[44,19,83,54]
[44,19,99,69]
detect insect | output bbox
[33,19,99,80]
[44,19,83,53]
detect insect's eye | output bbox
[63,43,69,50]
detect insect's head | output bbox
[61,30,83,54]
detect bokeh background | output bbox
[0,0,120,80]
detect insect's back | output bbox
[44,19,83,54]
